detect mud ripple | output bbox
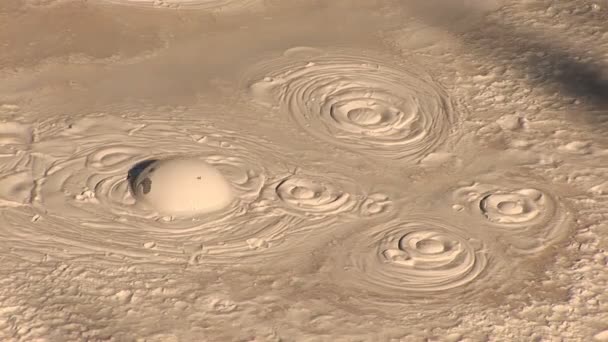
[1,115,298,265]
[246,48,457,162]
[453,182,573,254]
[252,169,393,221]
[322,217,489,305]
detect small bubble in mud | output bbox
[143,242,156,249]
[273,176,357,217]
[133,158,234,217]
[247,238,269,249]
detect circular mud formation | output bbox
[9,115,306,265]
[453,182,573,255]
[479,189,545,224]
[252,170,393,222]
[379,228,485,292]
[245,47,457,162]
[132,158,234,217]
[321,217,489,308]
[274,176,356,215]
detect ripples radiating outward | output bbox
[2,115,304,265]
[321,216,489,307]
[252,169,393,221]
[452,181,572,254]
[246,47,457,162]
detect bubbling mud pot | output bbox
[245,47,458,163]
[320,217,489,302]
[452,181,573,255]
[251,168,394,222]
[2,115,308,265]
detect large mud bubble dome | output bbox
[131,158,235,217]
[245,48,457,162]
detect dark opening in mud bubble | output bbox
[127,159,158,195]
[140,177,152,194]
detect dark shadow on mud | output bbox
[127,159,158,195]
[401,2,608,125]
[465,23,608,109]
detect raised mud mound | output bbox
[131,158,235,217]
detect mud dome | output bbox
[132,158,234,217]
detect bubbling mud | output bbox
[132,158,235,217]
[274,176,356,215]
[453,182,572,254]
[33,115,268,222]
[1,115,306,265]
[479,189,544,224]
[246,48,457,162]
[252,169,393,222]
[322,217,488,306]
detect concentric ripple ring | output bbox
[246,48,457,162]
[324,217,488,301]
[453,182,572,254]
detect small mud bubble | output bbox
[415,238,445,254]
